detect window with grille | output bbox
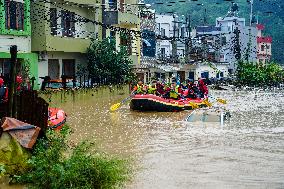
[181,27,185,38]
[5,0,24,30]
[61,10,75,37]
[50,8,57,35]
[161,28,166,37]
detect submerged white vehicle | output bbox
[186,108,231,125]
[185,96,231,125]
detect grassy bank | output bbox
[13,127,131,189]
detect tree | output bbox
[86,38,135,85]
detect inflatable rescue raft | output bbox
[48,107,67,130]
[130,94,207,112]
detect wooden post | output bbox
[30,77,36,90]
[8,45,17,117]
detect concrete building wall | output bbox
[38,52,87,84]
[0,36,31,53]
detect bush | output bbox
[14,127,130,189]
[236,61,284,87]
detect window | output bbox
[161,28,166,37]
[261,45,265,51]
[221,37,226,45]
[266,45,270,50]
[109,0,117,9]
[62,59,75,77]
[61,10,75,37]
[181,27,185,38]
[110,31,116,39]
[50,8,57,35]
[161,48,166,57]
[5,0,25,30]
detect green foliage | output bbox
[236,61,284,86]
[14,127,130,189]
[87,38,136,85]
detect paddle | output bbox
[209,96,227,104]
[203,96,227,107]
[110,93,136,112]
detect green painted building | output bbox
[0,0,38,89]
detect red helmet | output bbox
[16,76,23,83]
[0,78,4,86]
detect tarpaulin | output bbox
[1,117,41,149]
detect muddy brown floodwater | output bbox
[2,86,284,189]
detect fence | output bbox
[0,90,49,136]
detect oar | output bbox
[110,93,136,112]
[203,96,227,107]
[209,96,227,104]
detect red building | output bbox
[256,24,272,64]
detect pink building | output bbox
[256,24,272,64]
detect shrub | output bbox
[236,61,284,87]
[14,127,130,189]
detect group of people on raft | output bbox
[132,78,209,100]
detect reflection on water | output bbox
[4,87,284,188]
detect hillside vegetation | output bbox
[145,0,284,63]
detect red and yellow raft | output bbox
[130,94,207,112]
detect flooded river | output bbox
[2,86,284,188]
[46,86,284,189]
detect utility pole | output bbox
[171,14,178,62]
[250,0,254,26]
[233,27,241,62]
[185,14,192,63]
[8,45,17,117]
[204,8,207,25]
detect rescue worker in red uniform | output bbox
[198,78,209,98]
[0,78,8,104]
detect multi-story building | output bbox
[216,16,257,72]
[256,24,272,64]
[193,4,258,74]
[31,0,101,85]
[155,14,188,62]
[102,0,141,66]
[0,0,38,87]
[136,3,156,83]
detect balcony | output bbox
[103,11,139,26]
[32,35,92,53]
